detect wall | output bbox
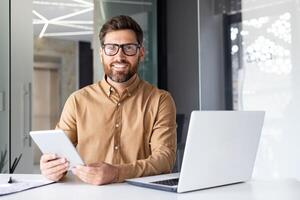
[34,37,78,108]
[166,0,200,142]
[166,0,226,143]
[199,0,226,110]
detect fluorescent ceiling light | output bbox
[50,22,92,31]
[39,23,49,38]
[101,0,152,6]
[51,7,93,22]
[33,10,48,21]
[43,31,93,37]
[33,1,90,8]
[33,20,93,25]
[72,0,93,6]
[33,0,93,39]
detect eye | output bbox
[124,44,136,51]
[106,44,118,51]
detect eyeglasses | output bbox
[102,43,141,56]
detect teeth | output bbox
[113,63,127,68]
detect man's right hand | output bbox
[40,154,69,181]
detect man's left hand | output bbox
[72,162,118,185]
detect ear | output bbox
[99,47,103,63]
[139,46,145,62]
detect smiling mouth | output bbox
[111,63,129,71]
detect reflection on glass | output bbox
[231,0,300,179]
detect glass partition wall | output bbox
[224,0,300,180]
[0,0,10,173]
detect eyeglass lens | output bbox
[103,43,140,56]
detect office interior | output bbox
[0,0,299,183]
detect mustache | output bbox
[110,60,130,66]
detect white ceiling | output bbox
[33,0,94,42]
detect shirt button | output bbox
[128,93,131,97]
[115,123,119,128]
[114,146,119,150]
[117,102,121,106]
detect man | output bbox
[40,15,176,185]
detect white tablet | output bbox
[30,130,84,170]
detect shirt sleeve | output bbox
[55,94,78,145]
[114,92,177,182]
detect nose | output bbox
[113,48,127,63]
[115,47,126,58]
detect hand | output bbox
[40,154,69,181]
[72,162,118,185]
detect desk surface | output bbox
[1,174,300,200]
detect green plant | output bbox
[0,148,8,173]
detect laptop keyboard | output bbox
[151,178,179,186]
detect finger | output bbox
[47,167,68,181]
[72,168,89,182]
[40,154,57,163]
[41,158,67,171]
[72,167,96,184]
[44,162,69,176]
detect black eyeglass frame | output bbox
[102,43,141,56]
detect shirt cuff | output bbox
[114,163,135,182]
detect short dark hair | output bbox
[99,15,143,46]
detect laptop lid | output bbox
[177,110,265,193]
[126,111,265,193]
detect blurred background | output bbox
[1,0,300,181]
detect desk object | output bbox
[0,174,54,196]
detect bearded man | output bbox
[39,15,176,185]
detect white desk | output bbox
[1,174,300,200]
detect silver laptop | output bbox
[126,111,265,193]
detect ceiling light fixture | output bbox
[50,7,93,22]
[33,20,93,25]
[50,22,92,31]
[33,0,93,39]
[39,23,49,38]
[33,1,90,8]
[72,0,93,6]
[101,0,152,6]
[43,31,93,37]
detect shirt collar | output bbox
[100,75,140,97]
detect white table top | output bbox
[1,174,300,200]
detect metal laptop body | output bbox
[126,111,265,193]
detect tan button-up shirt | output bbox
[56,76,177,182]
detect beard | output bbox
[103,58,139,83]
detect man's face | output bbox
[100,29,144,83]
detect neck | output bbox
[107,74,137,95]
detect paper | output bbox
[0,176,55,196]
